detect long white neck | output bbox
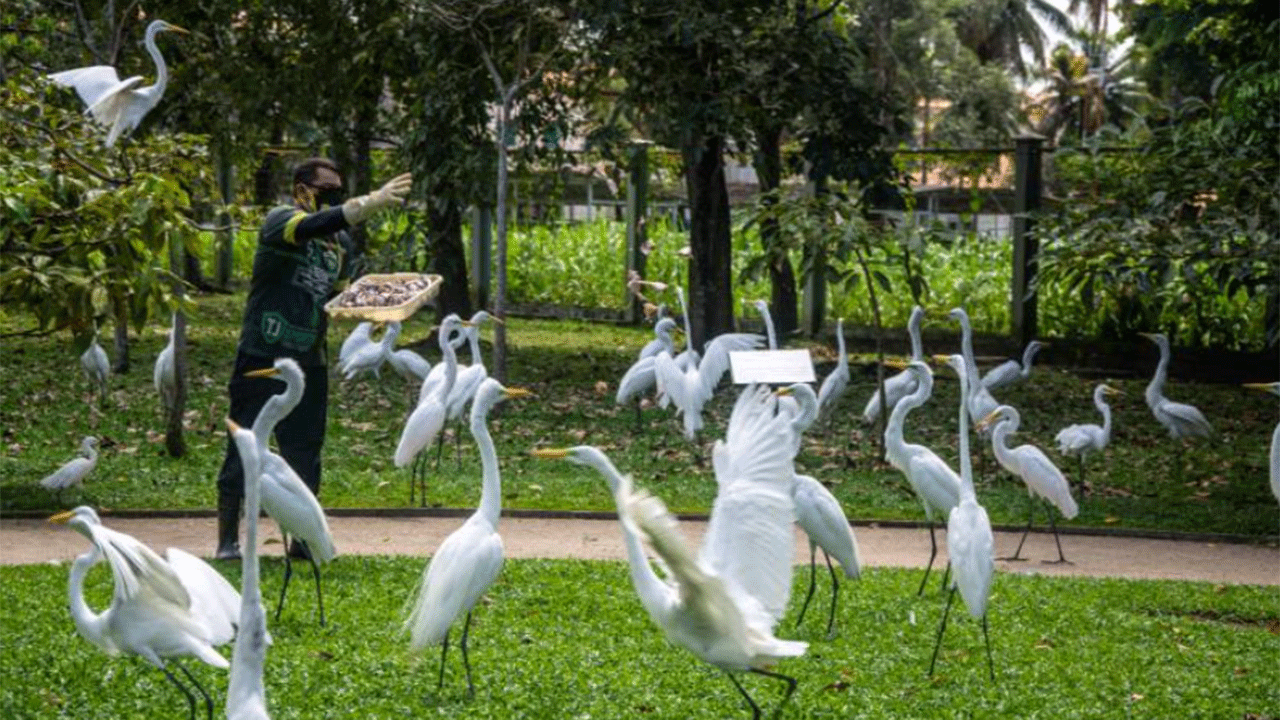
[908,309,924,361]
[439,329,459,400]
[1146,340,1169,408]
[885,369,931,465]
[1095,389,1113,439]
[68,551,109,652]
[145,24,168,98]
[585,452,671,620]
[760,305,777,349]
[381,323,401,351]
[835,319,847,370]
[251,377,302,448]
[471,403,502,526]
[957,360,975,499]
[1019,343,1040,377]
[467,326,484,366]
[676,287,693,352]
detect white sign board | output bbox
[729,349,816,384]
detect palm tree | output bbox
[1033,33,1148,142]
[950,0,1073,79]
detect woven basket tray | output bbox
[324,273,443,322]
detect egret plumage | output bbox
[882,361,960,595]
[81,332,110,405]
[1140,332,1212,440]
[337,322,374,369]
[931,354,995,681]
[1243,381,1280,503]
[397,314,469,505]
[617,318,681,430]
[387,348,432,383]
[340,321,398,380]
[980,405,1078,563]
[40,435,99,502]
[1055,384,1121,495]
[653,332,765,440]
[225,420,272,720]
[981,340,1047,391]
[243,359,337,626]
[816,318,850,423]
[155,316,177,415]
[862,305,926,424]
[404,379,530,696]
[48,19,189,147]
[50,506,238,720]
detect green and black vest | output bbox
[236,205,353,366]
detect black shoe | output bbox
[215,503,242,561]
[287,539,312,561]
[215,541,242,561]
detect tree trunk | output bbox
[254,121,285,207]
[751,122,798,340]
[214,134,234,288]
[491,98,512,384]
[682,133,736,349]
[429,194,473,320]
[164,240,187,458]
[111,293,129,374]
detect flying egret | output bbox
[1140,332,1212,440]
[48,19,190,147]
[81,332,110,405]
[243,359,337,626]
[653,331,766,440]
[40,435,99,502]
[862,305,926,424]
[816,318,850,424]
[882,361,960,595]
[533,423,807,720]
[931,354,995,681]
[777,383,861,639]
[155,315,178,415]
[980,340,1047,391]
[617,318,682,431]
[397,314,469,505]
[1243,381,1280,504]
[338,322,374,369]
[340,321,398,380]
[979,405,1078,563]
[225,420,272,720]
[404,380,531,696]
[1055,384,1122,496]
[50,506,239,720]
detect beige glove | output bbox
[342,172,413,225]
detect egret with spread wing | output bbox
[404,380,531,696]
[616,318,681,431]
[48,20,189,147]
[653,332,765,440]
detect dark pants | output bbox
[216,353,329,513]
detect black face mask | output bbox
[313,186,346,208]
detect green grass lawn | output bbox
[1,556,1275,719]
[1,291,1277,538]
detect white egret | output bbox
[930,354,995,681]
[396,314,469,505]
[40,435,99,502]
[81,332,110,405]
[777,383,861,639]
[1243,381,1280,503]
[617,318,681,430]
[882,361,960,595]
[948,308,1000,427]
[404,379,531,696]
[225,420,272,720]
[653,331,765,440]
[749,299,778,349]
[430,311,501,469]
[155,315,177,415]
[533,417,807,720]
[337,322,374,369]
[862,305,926,424]
[388,348,431,383]
[1055,384,1122,495]
[671,285,700,374]
[979,405,1078,563]
[980,340,1047,391]
[1140,332,1212,440]
[340,321,399,380]
[816,318,850,424]
[50,506,239,720]
[48,19,190,147]
[243,359,337,626]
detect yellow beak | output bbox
[244,367,280,379]
[531,448,569,459]
[976,408,1004,432]
[1243,382,1275,391]
[504,387,534,399]
[225,418,242,433]
[168,24,191,35]
[1101,384,1123,395]
[48,510,75,524]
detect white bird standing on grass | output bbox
[816,318,850,423]
[225,420,272,720]
[40,435,99,502]
[863,305,926,424]
[981,340,1047,391]
[50,506,239,720]
[777,383,861,638]
[388,348,432,383]
[979,405,1078,563]
[1243,381,1280,503]
[338,322,374,369]
[882,361,960,596]
[155,315,178,415]
[1140,332,1213,441]
[340,321,399,380]
[81,332,110,405]
[931,354,995,681]
[1055,383,1122,495]
[404,379,531,696]
[534,386,806,720]
[653,331,765,440]
[397,314,469,505]
[244,359,337,626]
[48,19,189,147]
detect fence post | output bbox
[625,140,651,323]
[1012,133,1044,346]
[471,204,492,310]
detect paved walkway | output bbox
[3,514,1276,585]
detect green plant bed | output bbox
[2,556,1275,719]
[1,293,1276,538]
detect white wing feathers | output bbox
[86,522,189,608]
[164,547,240,646]
[695,333,765,403]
